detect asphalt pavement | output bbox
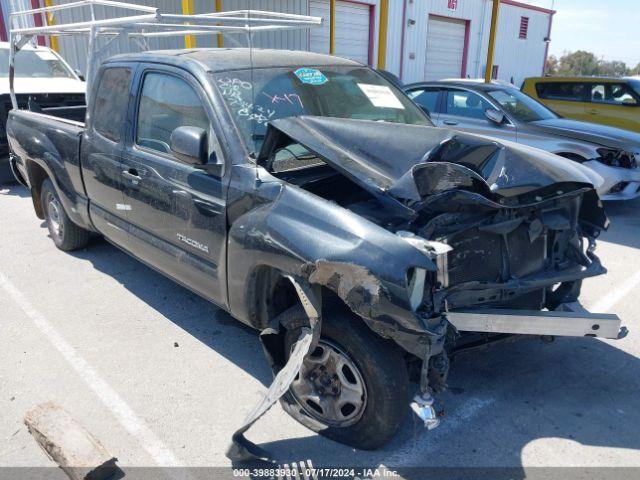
[1,182,639,478]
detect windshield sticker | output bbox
[357,84,405,109]
[294,68,328,86]
[34,50,59,61]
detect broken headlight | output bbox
[595,148,638,169]
[407,267,427,311]
[397,231,452,311]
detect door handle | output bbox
[443,120,459,126]
[587,109,599,115]
[123,169,142,184]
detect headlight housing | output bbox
[398,231,452,311]
[595,148,637,169]
[406,267,427,311]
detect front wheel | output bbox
[41,178,90,251]
[279,304,410,450]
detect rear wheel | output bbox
[41,179,90,251]
[279,304,410,450]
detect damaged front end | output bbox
[583,148,640,201]
[228,117,624,460]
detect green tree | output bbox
[545,55,558,76]
[549,51,636,77]
[599,60,630,77]
[557,50,600,76]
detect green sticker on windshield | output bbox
[294,68,328,86]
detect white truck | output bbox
[1,41,85,183]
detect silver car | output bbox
[404,80,640,201]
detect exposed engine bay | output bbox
[261,117,608,319]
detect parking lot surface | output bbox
[1,183,639,476]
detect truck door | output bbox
[82,65,134,246]
[120,66,228,307]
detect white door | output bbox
[424,16,467,80]
[310,0,372,65]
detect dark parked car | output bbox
[7,49,623,458]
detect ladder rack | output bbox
[8,0,323,108]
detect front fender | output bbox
[226,180,441,353]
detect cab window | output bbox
[444,90,492,119]
[136,72,210,154]
[93,67,131,142]
[590,83,638,105]
[536,82,587,102]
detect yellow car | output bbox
[522,77,640,133]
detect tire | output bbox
[279,304,410,450]
[40,178,90,251]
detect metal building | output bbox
[2,0,554,86]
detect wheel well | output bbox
[250,265,345,330]
[26,161,49,219]
[556,152,587,163]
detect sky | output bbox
[524,0,640,67]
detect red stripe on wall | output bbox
[500,0,555,15]
[0,6,8,42]
[31,0,46,46]
[461,19,471,77]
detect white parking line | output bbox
[591,269,640,313]
[0,270,182,467]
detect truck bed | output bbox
[7,109,91,230]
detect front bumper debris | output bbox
[410,393,440,430]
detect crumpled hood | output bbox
[529,118,640,151]
[260,116,600,211]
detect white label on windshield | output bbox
[357,84,405,109]
[35,50,58,61]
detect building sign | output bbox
[447,0,458,11]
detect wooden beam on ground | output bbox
[24,402,118,480]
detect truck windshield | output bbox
[487,88,558,122]
[212,66,431,154]
[0,48,76,79]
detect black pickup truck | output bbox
[6,48,623,456]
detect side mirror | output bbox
[485,108,506,125]
[170,126,208,166]
[74,69,85,81]
[170,126,224,177]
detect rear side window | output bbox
[136,72,210,154]
[444,90,492,119]
[93,67,131,142]
[536,82,587,102]
[590,83,638,105]
[407,88,441,115]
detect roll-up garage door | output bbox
[424,16,467,80]
[310,0,372,65]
